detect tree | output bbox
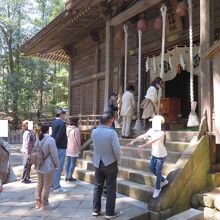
[0,0,67,128]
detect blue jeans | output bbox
[52,149,66,190]
[150,155,165,190]
[65,156,77,179]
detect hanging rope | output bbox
[137,29,142,120]
[188,0,194,105]
[160,4,167,79]
[187,0,199,127]
[123,24,128,93]
[158,4,167,114]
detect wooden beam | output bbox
[104,19,114,110]
[200,0,214,131]
[110,0,162,26]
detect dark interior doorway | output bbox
[165,71,199,119]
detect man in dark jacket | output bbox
[51,109,68,193]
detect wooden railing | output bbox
[39,114,101,142]
[5,115,100,145]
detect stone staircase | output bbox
[74,131,197,205]
[191,185,220,219]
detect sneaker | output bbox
[92,211,101,216]
[21,179,31,184]
[68,177,77,181]
[52,187,68,193]
[105,210,121,219]
[35,201,41,209]
[161,179,169,188]
[153,188,161,199]
[40,203,56,211]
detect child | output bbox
[127,115,168,198]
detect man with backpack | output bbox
[21,120,35,183]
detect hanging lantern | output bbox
[115,28,124,43]
[176,1,188,17]
[137,18,148,33]
[154,16,162,30]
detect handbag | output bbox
[140,98,148,109]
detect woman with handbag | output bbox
[35,124,59,211]
[142,77,162,129]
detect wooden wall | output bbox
[69,0,220,117]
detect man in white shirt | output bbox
[120,85,136,138]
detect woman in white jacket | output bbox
[65,117,81,181]
[35,124,59,211]
[142,77,162,129]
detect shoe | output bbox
[40,203,56,211]
[35,201,41,209]
[21,179,31,184]
[52,187,68,193]
[125,136,131,139]
[161,179,169,188]
[105,210,121,219]
[65,178,68,182]
[68,177,77,181]
[92,211,101,216]
[153,188,161,198]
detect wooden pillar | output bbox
[104,19,114,111]
[68,58,73,115]
[200,0,214,131]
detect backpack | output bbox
[29,137,49,166]
[0,144,10,184]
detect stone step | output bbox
[74,167,154,203]
[121,142,187,153]
[165,131,198,142]
[202,207,220,219]
[167,208,203,220]
[76,159,156,186]
[120,147,182,162]
[120,156,175,175]
[119,139,189,153]
[83,151,175,175]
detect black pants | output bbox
[21,153,32,181]
[93,161,118,215]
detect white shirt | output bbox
[145,86,158,103]
[121,91,136,116]
[144,128,167,157]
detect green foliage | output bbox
[0,0,68,128]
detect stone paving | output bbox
[0,144,149,220]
